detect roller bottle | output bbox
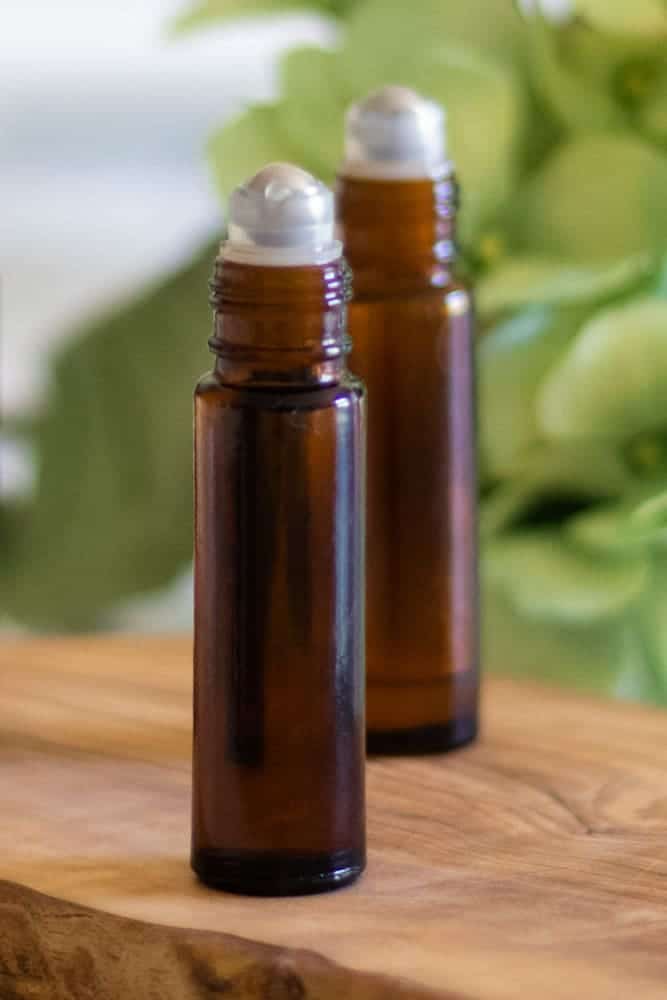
[337,87,479,755]
[192,164,366,894]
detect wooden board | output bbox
[1,636,667,999]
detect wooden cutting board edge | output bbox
[0,878,456,1000]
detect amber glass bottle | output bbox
[338,87,478,755]
[192,164,366,895]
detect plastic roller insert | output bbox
[223,162,343,267]
[342,85,448,180]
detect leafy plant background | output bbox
[5,0,667,703]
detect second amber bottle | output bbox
[338,87,479,755]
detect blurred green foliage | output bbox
[4,246,214,629]
[170,0,356,33]
[7,0,667,704]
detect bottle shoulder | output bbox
[348,282,474,322]
[350,274,473,309]
[195,369,364,411]
[194,370,222,397]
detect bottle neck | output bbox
[209,257,351,388]
[336,171,458,298]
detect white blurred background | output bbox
[1,0,330,438]
[1,0,331,628]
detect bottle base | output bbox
[367,715,478,756]
[191,847,365,897]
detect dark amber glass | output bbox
[192,258,366,895]
[337,172,478,755]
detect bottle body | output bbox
[192,254,366,895]
[339,172,479,755]
[348,284,478,753]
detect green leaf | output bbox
[171,0,336,34]
[613,643,667,703]
[477,254,651,316]
[277,47,347,180]
[525,17,625,133]
[572,0,667,39]
[560,19,662,87]
[484,529,649,625]
[479,305,586,478]
[483,578,640,696]
[628,487,667,549]
[566,497,667,554]
[208,105,297,202]
[484,500,667,704]
[628,556,667,702]
[6,244,215,629]
[634,489,667,525]
[533,16,667,129]
[655,254,667,297]
[0,501,25,589]
[639,78,667,146]
[507,134,667,262]
[538,297,667,441]
[567,505,639,554]
[480,441,632,537]
[344,0,524,71]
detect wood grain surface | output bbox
[1,636,667,999]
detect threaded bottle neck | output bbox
[209,257,352,388]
